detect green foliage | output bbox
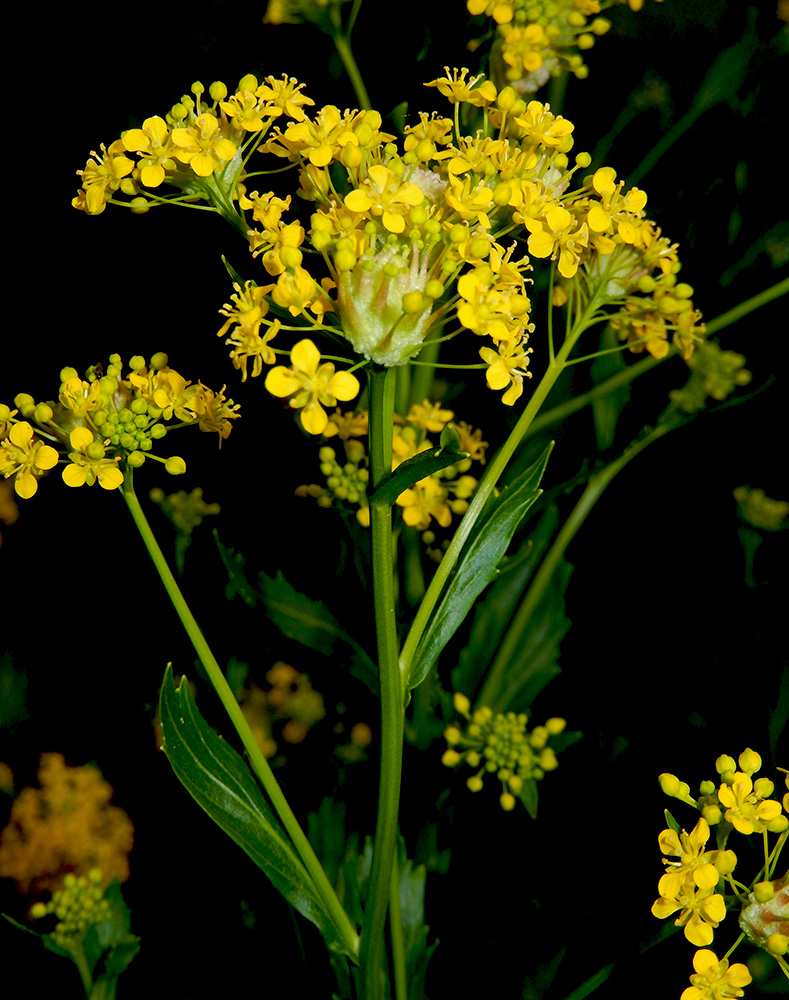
[3,881,139,999]
[407,443,553,695]
[368,437,468,507]
[158,665,350,956]
[215,534,378,691]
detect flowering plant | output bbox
[1,0,787,997]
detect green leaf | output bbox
[215,535,378,692]
[407,443,553,694]
[452,507,557,701]
[158,665,347,954]
[368,444,469,507]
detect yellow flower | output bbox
[717,772,783,835]
[171,113,237,177]
[122,116,178,187]
[651,883,727,947]
[74,140,135,215]
[424,67,497,106]
[656,818,724,898]
[397,476,453,530]
[62,427,124,490]
[218,281,280,379]
[0,422,59,499]
[265,339,360,435]
[680,949,751,1000]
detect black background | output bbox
[1,2,787,997]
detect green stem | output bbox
[361,366,403,1000]
[72,941,93,996]
[119,475,359,960]
[478,421,674,710]
[389,853,407,1000]
[333,30,372,111]
[525,274,789,438]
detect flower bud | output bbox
[738,748,761,774]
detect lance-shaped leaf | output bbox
[369,426,468,508]
[158,665,346,953]
[406,443,553,694]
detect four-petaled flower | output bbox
[265,339,360,435]
[717,772,783,835]
[680,949,751,1000]
[62,427,124,491]
[657,818,723,898]
[0,422,59,499]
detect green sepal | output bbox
[663,808,682,835]
[406,442,553,695]
[368,444,469,508]
[220,255,249,287]
[158,665,347,955]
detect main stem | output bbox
[120,475,359,960]
[360,365,404,1000]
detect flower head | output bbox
[680,949,751,1000]
[265,339,360,435]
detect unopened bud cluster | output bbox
[443,693,566,812]
[30,869,111,950]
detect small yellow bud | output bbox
[209,81,228,101]
[444,726,462,746]
[165,456,186,475]
[702,804,722,825]
[546,718,565,735]
[34,403,53,423]
[238,74,258,92]
[453,693,471,715]
[466,775,483,792]
[738,748,762,774]
[442,749,461,767]
[577,33,595,50]
[714,849,737,875]
[500,792,516,811]
[715,754,736,775]
[402,291,427,314]
[659,773,680,796]
[753,881,775,903]
[767,933,788,956]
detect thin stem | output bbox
[360,366,403,1000]
[120,475,359,960]
[478,421,674,710]
[332,27,372,111]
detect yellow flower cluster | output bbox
[75,69,703,410]
[0,754,133,894]
[296,401,487,537]
[73,74,314,217]
[653,749,788,992]
[0,354,238,499]
[467,0,662,94]
[651,816,734,946]
[442,693,566,812]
